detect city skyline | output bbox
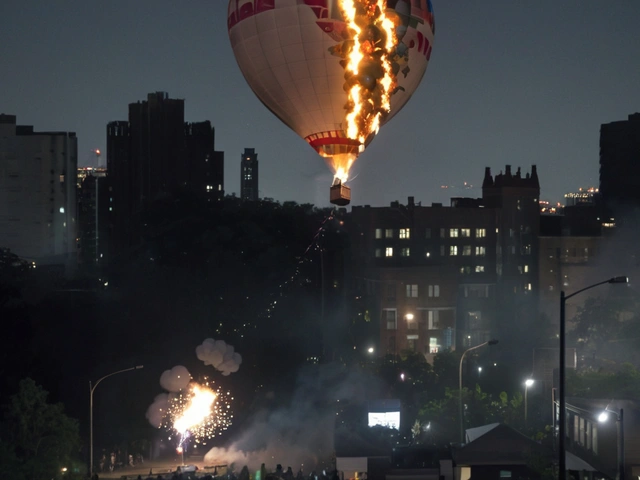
[2,2,640,207]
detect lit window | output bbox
[399,228,410,239]
[476,246,486,256]
[375,228,383,239]
[462,245,471,256]
[401,248,410,257]
[59,207,65,213]
[385,229,394,239]
[384,309,397,329]
[459,266,471,274]
[475,265,485,273]
[524,265,529,273]
[429,337,439,354]
[218,185,222,191]
[450,245,458,256]
[428,310,439,329]
[476,228,486,238]
[385,247,393,257]
[406,284,418,298]
[526,283,532,291]
[461,228,471,237]
[450,228,459,237]
[428,285,440,297]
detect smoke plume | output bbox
[159,365,191,392]
[204,362,380,471]
[196,338,242,376]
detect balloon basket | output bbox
[330,184,351,206]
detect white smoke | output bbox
[159,365,191,392]
[204,363,381,471]
[146,393,171,428]
[196,338,242,376]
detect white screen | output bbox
[367,411,400,430]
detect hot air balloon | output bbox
[228,0,435,205]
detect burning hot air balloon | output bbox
[228,0,435,205]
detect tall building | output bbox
[77,172,109,269]
[599,113,640,211]
[348,165,540,362]
[240,148,259,201]
[107,92,224,259]
[0,114,77,272]
[185,121,224,203]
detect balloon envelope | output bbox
[228,0,434,158]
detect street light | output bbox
[459,339,499,442]
[524,378,534,428]
[598,408,624,480]
[89,365,144,475]
[558,276,628,480]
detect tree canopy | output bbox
[0,378,82,480]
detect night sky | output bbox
[2,1,640,207]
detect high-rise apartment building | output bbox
[107,92,224,259]
[185,121,224,203]
[0,114,77,271]
[240,148,259,201]
[77,172,109,269]
[600,113,640,211]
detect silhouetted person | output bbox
[275,465,284,478]
[284,466,294,480]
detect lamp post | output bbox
[598,408,625,480]
[524,378,534,428]
[90,365,144,475]
[459,339,498,442]
[558,276,628,480]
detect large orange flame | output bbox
[327,0,398,184]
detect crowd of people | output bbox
[89,461,342,480]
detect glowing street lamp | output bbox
[524,378,534,428]
[459,339,499,442]
[367,347,374,354]
[558,276,628,480]
[598,408,625,480]
[89,365,143,475]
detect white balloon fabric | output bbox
[196,338,243,376]
[227,0,435,157]
[159,365,191,392]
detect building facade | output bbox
[600,113,640,213]
[348,165,540,362]
[106,92,224,259]
[0,114,77,271]
[240,148,259,201]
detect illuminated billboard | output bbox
[367,399,401,430]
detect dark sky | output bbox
[2,1,639,207]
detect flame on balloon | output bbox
[326,0,398,184]
[331,154,356,185]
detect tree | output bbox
[569,289,640,369]
[0,378,81,480]
[417,385,524,444]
